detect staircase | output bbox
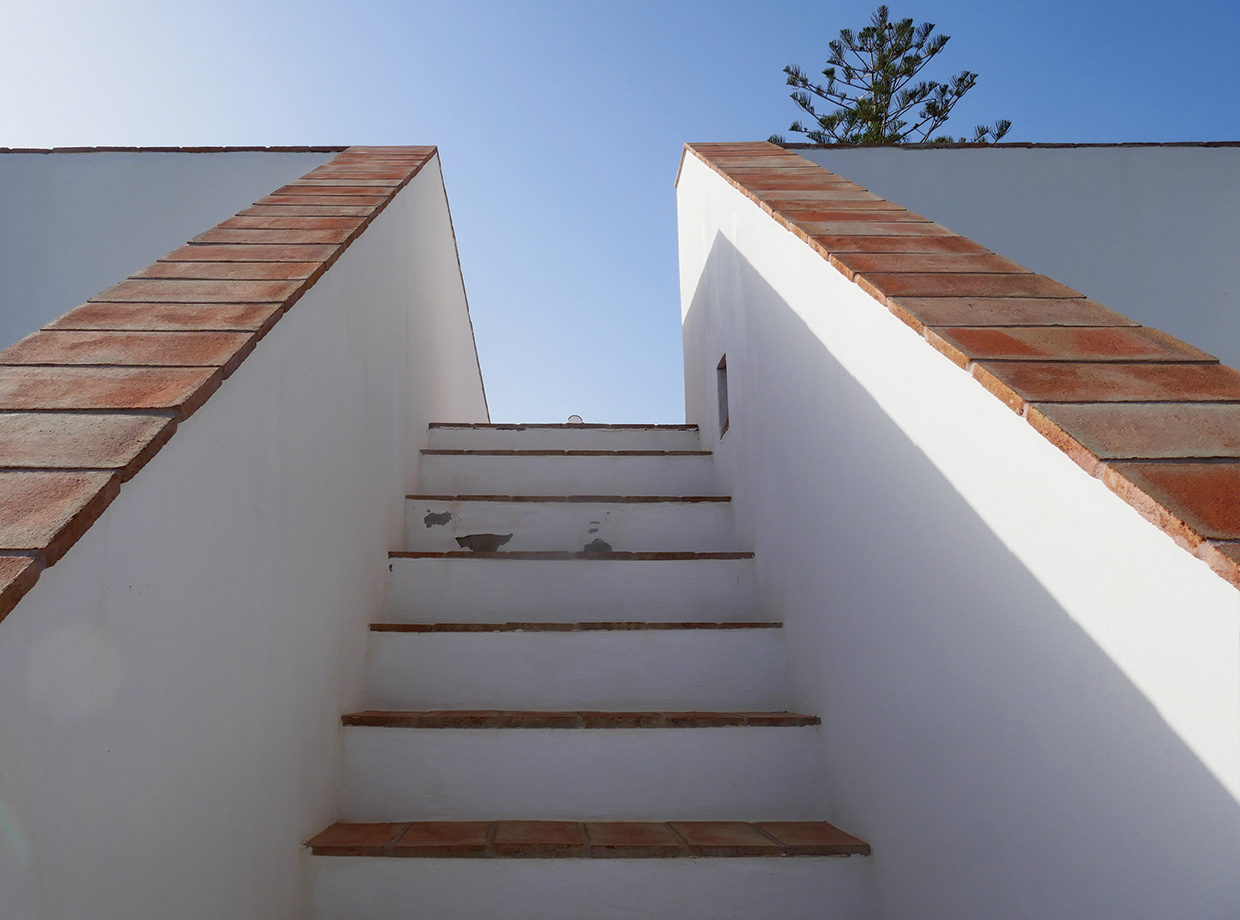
[305,423,874,919]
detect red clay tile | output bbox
[0,471,119,563]
[0,413,175,480]
[831,252,1028,277]
[862,272,1081,299]
[669,822,782,857]
[133,261,321,281]
[974,362,1240,411]
[1103,462,1240,543]
[579,711,663,728]
[584,823,684,857]
[191,228,356,245]
[803,221,955,238]
[788,209,930,223]
[496,711,583,728]
[0,331,255,375]
[1200,541,1240,589]
[238,205,373,218]
[344,710,500,728]
[492,821,586,857]
[755,189,882,203]
[392,822,490,857]
[216,215,366,231]
[1030,403,1240,462]
[754,822,871,856]
[161,243,338,262]
[0,555,40,624]
[306,822,407,856]
[45,303,283,334]
[735,711,821,726]
[661,711,746,727]
[780,200,908,213]
[277,182,402,193]
[91,279,303,304]
[808,235,988,254]
[887,296,1134,330]
[0,366,221,419]
[928,327,1212,366]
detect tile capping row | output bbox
[682,140,1240,594]
[0,146,439,623]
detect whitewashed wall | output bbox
[0,156,487,920]
[0,150,333,350]
[800,144,1240,368]
[678,153,1240,920]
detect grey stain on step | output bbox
[583,538,613,553]
[424,511,453,528]
[456,533,514,552]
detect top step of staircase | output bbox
[429,423,703,451]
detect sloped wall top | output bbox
[681,141,1240,592]
[0,146,437,619]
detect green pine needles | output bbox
[772,5,1011,145]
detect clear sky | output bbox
[3,0,1237,423]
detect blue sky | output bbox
[2,0,1237,422]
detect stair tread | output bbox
[429,423,699,430]
[370,621,781,632]
[407,494,731,502]
[422,449,711,456]
[342,710,819,728]
[389,550,753,560]
[307,819,869,858]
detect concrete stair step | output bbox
[343,710,819,728]
[339,719,826,820]
[363,623,788,710]
[427,422,702,451]
[404,494,739,553]
[418,450,722,496]
[386,554,760,622]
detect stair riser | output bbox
[428,426,702,451]
[419,454,721,496]
[387,558,759,622]
[309,857,875,920]
[340,726,826,820]
[364,630,789,710]
[404,499,739,553]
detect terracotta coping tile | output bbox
[370,621,780,632]
[45,303,284,334]
[974,362,1240,411]
[806,235,989,255]
[887,296,1134,331]
[491,821,586,857]
[754,821,871,856]
[255,194,390,207]
[306,822,407,856]
[0,331,256,376]
[495,710,584,728]
[0,366,220,419]
[0,471,119,564]
[926,326,1213,369]
[237,205,374,218]
[90,279,304,305]
[1103,462,1240,544]
[753,188,884,202]
[831,252,1029,277]
[279,180,404,190]
[862,272,1082,299]
[388,551,754,560]
[161,243,339,262]
[789,209,931,223]
[1029,404,1240,465]
[190,228,357,245]
[342,709,814,728]
[661,711,746,727]
[584,822,684,857]
[0,413,176,480]
[0,555,40,624]
[802,221,955,238]
[132,261,322,281]
[669,822,783,857]
[1200,541,1240,588]
[780,200,909,213]
[216,215,366,231]
[578,711,664,727]
[392,822,490,856]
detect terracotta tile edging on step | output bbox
[0,146,438,623]
[683,141,1240,593]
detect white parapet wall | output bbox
[0,154,486,920]
[677,151,1240,919]
[0,149,337,350]
[799,144,1240,368]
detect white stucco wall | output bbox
[0,150,334,350]
[678,153,1240,920]
[0,155,487,920]
[798,144,1240,368]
